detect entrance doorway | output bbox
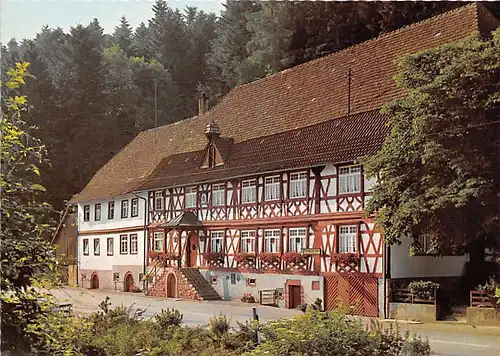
[124,273,134,292]
[91,274,99,289]
[187,233,199,267]
[166,273,177,298]
[289,285,302,309]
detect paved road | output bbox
[50,287,500,356]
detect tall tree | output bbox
[207,0,260,91]
[131,22,152,59]
[364,29,500,273]
[112,16,134,56]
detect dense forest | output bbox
[2,0,498,210]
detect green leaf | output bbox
[30,184,46,192]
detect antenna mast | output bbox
[154,78,158,144]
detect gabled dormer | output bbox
[201,121,225,169]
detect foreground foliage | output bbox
[43,300,430,356]
[0,62,64,353]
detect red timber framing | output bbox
[144,163,383,277]
[146,163,367,224]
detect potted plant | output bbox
[241,293,256,303]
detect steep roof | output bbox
[71,3,494,203]
[138,110,390,190]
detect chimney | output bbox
[198,92,208,116]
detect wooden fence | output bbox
[391,287,436,305]
[470,290,495,308]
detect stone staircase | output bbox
[180,267,221,301]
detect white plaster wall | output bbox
[200,269,324,306]
[77,192,148,232]
[78,230,146,271]
[390,238,469,278]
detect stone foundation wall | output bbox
[389,302,437,322]
[466,307,500,326]
[147,267,201,300]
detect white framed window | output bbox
[130,234,138,254]
[241,179,256,203]
[289,172,307,198]
[131,198,139,217]
[289,228,307,252]
[153,232,164,252]
[240,230,256,253]
[83,238,89,255]
[83,205,90,222]
[265,176,280,201]
[338,165,361,194]
[108,201,115,220]
[94,238,100,256]
[185,187,197,208]
[212,183,225,206]
[339,225,357,253]
[210,231,224,252]
[107,238,114,256]
[121,200,129,218]
[120,235,128,254]
[264,229,280,253]
[94,203,101,221]
[154,191,163,210]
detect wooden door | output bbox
[188,233,198,267]
[289,285,302,309]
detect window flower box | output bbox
[234,252,256,269]
[234,252,256,263]
[259,253,281,264]
[282,252,307,264]
[331,253,360,266]
[149,251,181,265]
[204,251,224,266]
[259,253,281,271]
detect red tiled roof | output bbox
[70,3,494,203]
[138,110,390,189]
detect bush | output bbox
[154,308,183,329]
[477,277,499,294]
[408,281,439,300]
[241,293,256,303]
[39,300,432,355]
[248,310,431,356]
[209,313,231,338]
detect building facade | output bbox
[71,4,495,317]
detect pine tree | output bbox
[207,0,260,91]
[113,16,134,56]
[131,22,152,59]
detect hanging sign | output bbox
[302,248,322,255]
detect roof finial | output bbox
[205,120,220,138]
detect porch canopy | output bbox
[165,211,204,229]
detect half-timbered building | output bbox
[71,4,498,317]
